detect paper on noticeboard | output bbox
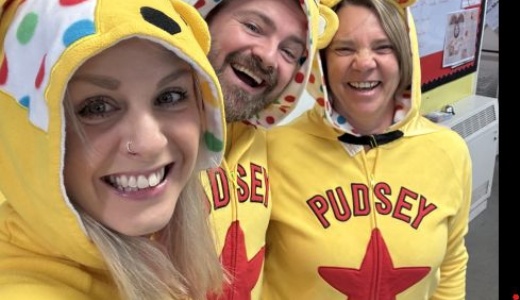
[485,0,499,32]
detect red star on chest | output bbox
[318,228,430,299]
[209,221,265,300]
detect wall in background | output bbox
[476,26,499,98]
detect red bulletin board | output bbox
[410,0,485,92]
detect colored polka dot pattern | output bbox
[204,131,224,152]
[17,13,38,45]
[1,0,97,131]
[0,55,8,85]
[19,96,30,108]
[309,73,315,84]
[35,55,46,88]
[279,106,288,113]
[60,0,89,5]
[62,20,95,46]
[285,95,296,103]
[193,0,205,9]
[294,72,305,84]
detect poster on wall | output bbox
[410,0,485,92]
[442,8,479,67]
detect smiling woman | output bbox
[263,0,473,299]
[64,38,203,237]
[0,1,226,300]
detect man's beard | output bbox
[221,79,274,123]
[210,51,281,123]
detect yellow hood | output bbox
[0,0,225,268]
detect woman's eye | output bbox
[376,45,394,54]
[336,47,354,55]
[155,90,187,107]
[77,97,116,119]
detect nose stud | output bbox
[126,141,137,155]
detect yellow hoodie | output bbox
[0,0,225,299]
[263,2,472,299]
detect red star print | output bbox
[318,228,430,300]
[208,221,265,300]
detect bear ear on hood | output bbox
[393,0,417,10]
[316,2,339,49]
[387,0,417,17]
[171,0,211,54]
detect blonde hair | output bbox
[82,175,224,300]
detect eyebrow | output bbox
[157,68,192,88]
[69,74,120,90]
[69,68,193,90]
[237,10,306,49]
[333,36,391,46]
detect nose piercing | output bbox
[126,141,137,155]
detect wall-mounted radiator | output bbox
[438,95,499,221]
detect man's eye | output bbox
[282,48,304,63]
[243,22,261,34]
[77,97,115,119]
[282,49,297,61]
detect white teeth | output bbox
[137,175,148,189]
[350,81,378,89]
[108,167,166,191]
[128,176,137,188]
[148,173,159,187]
[233,64,262,84]
[119,175,128,187]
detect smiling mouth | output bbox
[102,164,172,192]
[232,63,265,88]
[348,81,380,90]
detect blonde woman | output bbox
[0,0,226,299]
[263,0,472,298]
